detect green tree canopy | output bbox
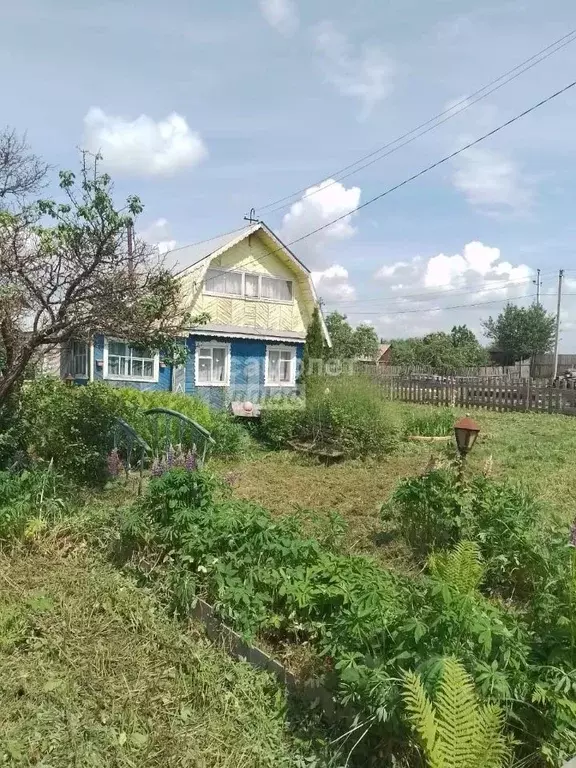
[388,325,488,373]
[482,303,555,365]
[0,144,206,407]
[324,311,380,360]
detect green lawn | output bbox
[0,543,328,768]
[214,404,576,568]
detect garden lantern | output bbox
[64,373,75,387]
[454,416,480,458]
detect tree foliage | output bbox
[388,326,488,373]
[302,306,326,381]
[324,311,379,360]
[0,141,206,407]
[482,303,556,365]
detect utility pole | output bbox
[533,268,541,305]
[552,269,564,381]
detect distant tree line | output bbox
[384,303,557,374]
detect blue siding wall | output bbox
[92,334,172,392]
[88,334,302,406]
[185,336,303,406]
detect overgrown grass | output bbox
[0,544,331,767]
[215,403,576,569]
[403,406,456,437]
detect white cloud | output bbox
[452,146,531,212]
[312,264,356,301]
[377,241,532,296]
[314,22,393,119]
[140,218,177,256]
[83,107,207,177]
[279,178,361,268]
[258,0,298,34]
[372,242,534,338]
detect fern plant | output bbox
[428,541,484,594]
[402,657,511,768]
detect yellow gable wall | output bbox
[179,232,315,334]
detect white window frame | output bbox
[203,268,293,305]
[195,342,231,387]
[265,345,297,387]
[103,338,160,383]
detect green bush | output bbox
[302,376,399,457]
[115,388,248,459]
[404,407,456,437]
[382,468,463,556]
[23,378,125,485]
[258,400,305,448]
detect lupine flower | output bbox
[185,449,198,472]
[570,517,576,548]
[166,444,175,469]
[151,458,166,477]
[107,448,121,478]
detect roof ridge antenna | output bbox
[243,208,260,246]
[243,208,260,225]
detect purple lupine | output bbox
[173,446,186,468]
[570,517,576,548]
[107,448,121,478]
[151,458,162,477]
[166,444,175,470]
[185,449,198,472]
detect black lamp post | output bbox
[454,416,480,482]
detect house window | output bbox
[265,346,296,386]
[71,340,88,377]
[204,268,242,296]
[203,269,293,303]
[104,339,158,381]
[196,343,230,386]
[261,276,292,302]
[244,273,259,298]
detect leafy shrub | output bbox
[23,378,125,485]
[463,474,553,598]
[0,395,29,470]
[258,401,305,448]
[209,411,250,457]
[404,407,456,437]
[115,388,248,459]
[301,376,400,457]
[382,468,463,557]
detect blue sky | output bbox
[3,0,576,347]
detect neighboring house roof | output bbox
[169,222,332,347]
[356,343,391,363]
[192,323,306,343]
[378,343,391,359]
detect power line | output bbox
[285,79,576,251]
[340,290,576,317]
[343,293,538,316]
[324,272,558,307]
[169,79,576,281]
[255,28,576,216]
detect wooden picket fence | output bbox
[377,376,576,416]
